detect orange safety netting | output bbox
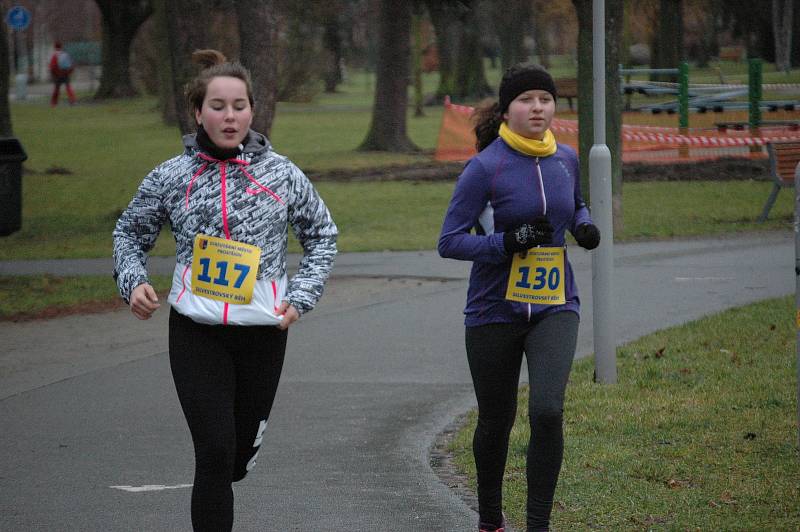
[434,98,800,164]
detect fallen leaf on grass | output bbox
[720,491,738,505]
[44,166,73,175]
[630,514,669,526]
[583,461,605,471]
[667,478,690,489]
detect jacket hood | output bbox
[182,128,272,157]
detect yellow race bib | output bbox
[192,234,261,305]
[505,247,566,305]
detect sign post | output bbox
[5,6,31,78]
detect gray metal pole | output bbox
[590,0,617,384]
[795,160,800,448]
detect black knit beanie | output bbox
[498,64,557,113]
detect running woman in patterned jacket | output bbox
[113,49,337,531]
[438,64,600,532]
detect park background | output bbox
[0,0,799,529]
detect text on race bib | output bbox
[505,247,566,305]
[192,234,261,304]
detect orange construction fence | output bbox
[434,97,800,164]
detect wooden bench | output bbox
[719,46,745,62]
[758,141,800,221]
[555,78,578,111]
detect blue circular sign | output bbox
[6,6,31,31]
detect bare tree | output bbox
[425,0,459,100]
[491,0,531,71]
[93,0,153,99]
[690,0,721,68]
[322,8,344,93]
[151,0,177,125]
[607,0,623,232]
[571,0,623,231]
[453,0,492,100]
[359,0,417,151]
[772,0,793,73]
[651,0,683,82]
[163,0,213,134]
[721,0,774,60]
[238,0,279,137]
[531,8,551,69]
[572,0,592,199]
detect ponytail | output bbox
[472,99,504,152]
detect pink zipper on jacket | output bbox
[185,151,285,324]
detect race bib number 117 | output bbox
[192,234,261,305]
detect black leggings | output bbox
[168,308,287,532]
[466,311,579,531]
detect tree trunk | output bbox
[572,0,592,202]
[492,0,531,71]
[426,0,458,101]
[412,6,425,117]
[238,0,279,137]
[571,0,623,230]
[25,22,34,81]
[359,0,417,152]
[323,16,343,93]
[453,1,492,100]
[152,0,177,126]
[651,0,683,82]
[792,0,800,67]
[772,0,793,73]
[164,0,213,135]
[693,0,719,68]
[93,0,153,100]
[607,0,623,234]
[0,12,13,137]
[532,10,551,69]
[276,5,321,103]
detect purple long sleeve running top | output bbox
[438,137,593,326]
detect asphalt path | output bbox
[0,232,794,531]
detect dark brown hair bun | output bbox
[191,49,227,70]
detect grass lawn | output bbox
[0,274,172,320]
[449,296,800,530]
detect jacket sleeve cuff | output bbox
[115,270,149,305]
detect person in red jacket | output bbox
[49,42,76,106]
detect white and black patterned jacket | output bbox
[113,131,337,326]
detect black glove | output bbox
[574,223,600,250]
[503,216,554,253]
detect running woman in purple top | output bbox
[438,64,600,532]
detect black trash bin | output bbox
[0,138,28,236]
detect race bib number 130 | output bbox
[192,234,261,305]
[505,247,566,305]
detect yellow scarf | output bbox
[498,122,557,157]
